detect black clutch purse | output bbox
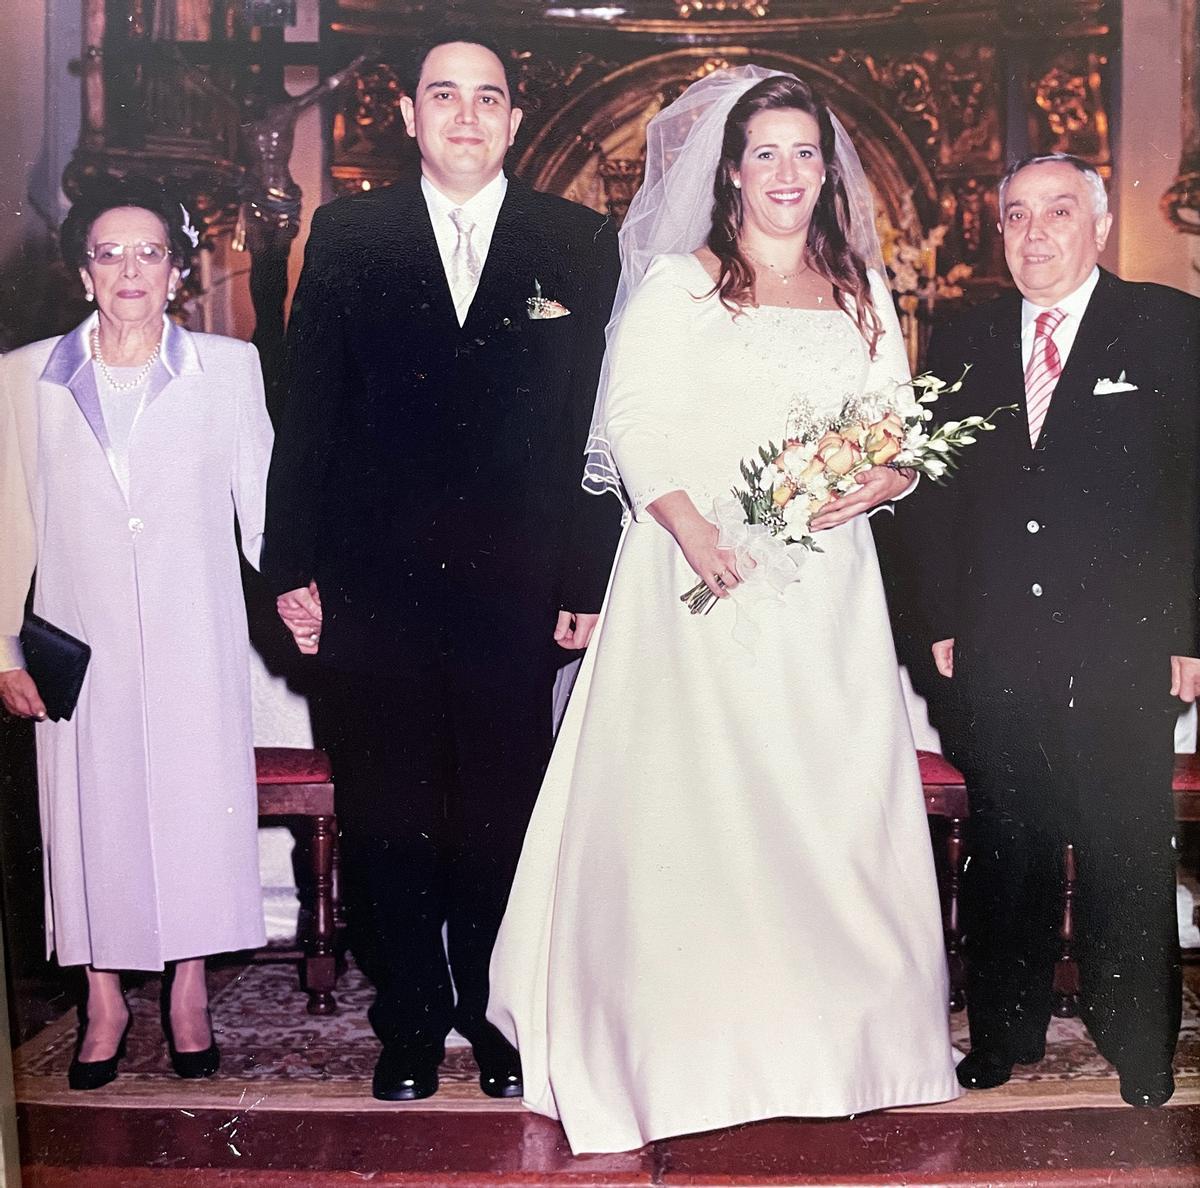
[19,613,91,722]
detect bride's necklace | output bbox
[92,328,161,391]
[743,247,810,286]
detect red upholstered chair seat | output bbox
[256,746,333,784]
[917,750,967,786]
[917,750,969,819]
[1173,753,1200,792]
[1174,753,1200,821]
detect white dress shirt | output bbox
[420,172,508,326]
[1019,265,1100,373]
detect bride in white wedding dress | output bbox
[488,67,960,1155]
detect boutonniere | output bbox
[526,278,571,320]
[1093,370,1139,395]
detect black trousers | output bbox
[312,630,557,1060]
[957,659,1181,1074]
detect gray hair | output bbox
[998,153,1109,218]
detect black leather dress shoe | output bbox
[372,1048,440,1102]
[957,1041,1045,1090]
[477,1053,523,1099]
[68,1015,132,1092]
[955,1048,1014,1090]
[1119,1068,1175,1109]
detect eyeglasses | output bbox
[85,241,171,266]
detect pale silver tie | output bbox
[448,207,482,300]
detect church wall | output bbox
[0,0,48,265]
[0,0,81,347]
[1113,0,1199,294]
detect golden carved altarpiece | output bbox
[68,0,1134,370]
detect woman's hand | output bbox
[0,668,47,720]
[809,466,915,531]
[648,490,746,601]
[276,580,323,655]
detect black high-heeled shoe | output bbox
[160,966,220,1079]
[68,1013,132,1091]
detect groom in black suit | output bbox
[262,32,621,1101]
[908,153,1199,1108]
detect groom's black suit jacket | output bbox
[915,268,1199,705]
[262,177,622,673]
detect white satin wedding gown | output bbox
[488,254,960,1154]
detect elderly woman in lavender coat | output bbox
[0,181,270,1090]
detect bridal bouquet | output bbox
[681,370,1010,616]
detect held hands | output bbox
[0,668,47,720]
[932,639,954,679]
[809,466,915,532]
[1171,656,1200,704]
[554,611,599,651]
[277,580,323,655]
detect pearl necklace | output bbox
[743,248,810,286]
[91,328,161,392]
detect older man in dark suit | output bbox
[262,31,620,1102]
[909,153,1199,1108]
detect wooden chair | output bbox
[917,751,969,1010]
[255,746,339,1015]
[1172,753,1200,929]
[918,749,1200,1016]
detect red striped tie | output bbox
[1025,307,1066,446]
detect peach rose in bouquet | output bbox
[863,410,906,465]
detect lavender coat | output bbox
[0,315,270,970]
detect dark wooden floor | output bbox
[18,1101,1200,1186]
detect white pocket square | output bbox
[1093,370,1139,395]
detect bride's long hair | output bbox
[706,75,883,356]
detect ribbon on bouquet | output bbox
[710,493,815,651]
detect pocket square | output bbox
[1093,370,1139,395]
[526,278,571,320]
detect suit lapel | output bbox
[1035,270,1125,457]
[415,189,461,333]
[978,293,1029,463]
[461,181,532,338]
[379,183,459,333]
[39,314,205,503]
[148,316,202,409]
[41,314,110,452]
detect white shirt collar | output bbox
[420,171,508,236]
[1020,265,1100,338]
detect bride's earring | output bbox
[732,178,741,189]
[84,289,94,302]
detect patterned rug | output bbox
[14,958,1200,1114]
